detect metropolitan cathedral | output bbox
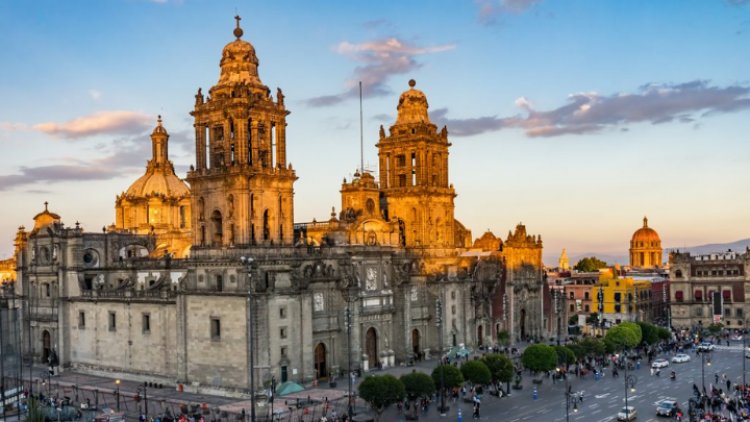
[12,18,546,392]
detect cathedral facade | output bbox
[13,17,546,394]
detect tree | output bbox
[707,323,724,336]
[604,323,642,352]
[521,344,557,373]
[586,312,600,325]
[578,337,606,357]
[566,343,586,360]
[431,364,464,391]
[573,256,608,272]
[480,353,514,384]
[27,398,45,422]
[496,330,510,346]
[461,360,492,385]
[400,371,435,420]
[554,345,576,367]
[656,326,671,341]
[637,321,658,345]
[358,374,406,422]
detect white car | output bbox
[697,342,715,352]
[652,358,670,368]
[617,406,637,421]
[671,353,691,363]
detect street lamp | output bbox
[564,378,579,422]
[270,375,276,421]
[701,350,712,393]
[620,351,636,415]
[436,298,447,416]
[240,256,256,422]
[115,379,120,412]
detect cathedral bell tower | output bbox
[187,16,296,248]
[377,80,460,250]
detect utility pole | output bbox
[436,298,446,416]
[241,256,256,422]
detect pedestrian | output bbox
[726,379,731,391]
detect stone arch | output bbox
[366,327,378,369]
[211,210,223,246]
[314,342,327,379]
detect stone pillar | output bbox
[223,120,232,166]
[236,119,248,165]
[276,123,286,168]
[195,124,206,170]
[250,121,259,167]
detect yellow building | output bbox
[591,272,653,324]
[629,216,663,268]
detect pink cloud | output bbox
[34,110,152,139]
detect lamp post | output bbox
[564,376,579,422]
[701,349,712,393]
[743,322,747,389]
[115,379,120,412]
[241,255,256,422]
[620,351,636,416]
[270,375,276,421]
[436,298,447,416]
[141,381,149,421]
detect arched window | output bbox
[211,210,223,246]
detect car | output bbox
[652,358,670,368]
[617,406,637,421]
[671,353,691,363]
[731,334,743,341]
[745,347,750,359]
[697,342,715,352]
[656,400,678,417]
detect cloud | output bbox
[476,0,542,24]
[431,80,750,138]
[88,89,102,100]
[727,0,750,5]
[0,122,29,131]
[34,110,153,139]
[371,113,392,122]
[306,38,454,107]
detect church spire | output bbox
[233,15,243,39]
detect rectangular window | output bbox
[398,174,406,187]
[725,308,731,317]
[723,290,731,302]
[675,291,684,302]
[78,311,85,329]
[614,292,622,302]
[280,327,287,339]
[737,308,744,317]
[211,318,221,340]
[396,155,406,167]
[142,313,151,334]
[45,284,51,297]
[216,275,223,292]
[279,307,287,319]
[584,292,590,300]
[108,312,116,332]
[584,305,590,312]
[281,346,288,357]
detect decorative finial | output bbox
[408,79,416,88]
[643,216,648,227]
[233,15,244,39]
[157,115,162,126]
[44,201,48,211]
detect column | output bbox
[264,120,273,168]
[236,119,248,165]
[250,121,259,167]
[223,120,232,167]
[194,124,205,170]
[275,122,286,168]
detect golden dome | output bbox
[395,79,431,125]
[32,202,61,232]
[216,16,262,89]
[123,117,189,199]
[631,216,661,244]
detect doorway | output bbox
[520,308,527,340]
[314,343,327,380]
[42,330,51,364]
[366,328,378,369]
[477,325,483,347]
[411,329,420,360]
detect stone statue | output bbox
[379,125,385,138]
[195,88,204,105]
[277,88,285,106]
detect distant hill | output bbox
[666,238,750,256]
[568,253,628,267]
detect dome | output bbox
[125,171,190,199]
[32,202,61,232]
[216,16,262,88]
[395,79,431,125]
[151,115,168,136]
[631,216,661,244]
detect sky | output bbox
[1,0,749,263]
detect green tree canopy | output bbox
[637,322,659,345]
[707,323,724,336]
[358,374,406,421]
[460,360,492,385]
[573,257,608,272]
[566,343,586,360]
[496,330,510,346]
[577,337,606,357]
[480,353,514,384]
[656,326,671,341]
[400,371,435,400]
[431,364,464,391]
[586,312,600,325]
[604,323,642,351]
[554,345,576,366]
[521,344,558,373]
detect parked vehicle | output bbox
[671,353,691,363]
[656,400,678,417]
[617,406,637,421]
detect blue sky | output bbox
[1,0,749,263]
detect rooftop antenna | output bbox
[359,81,364,173]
